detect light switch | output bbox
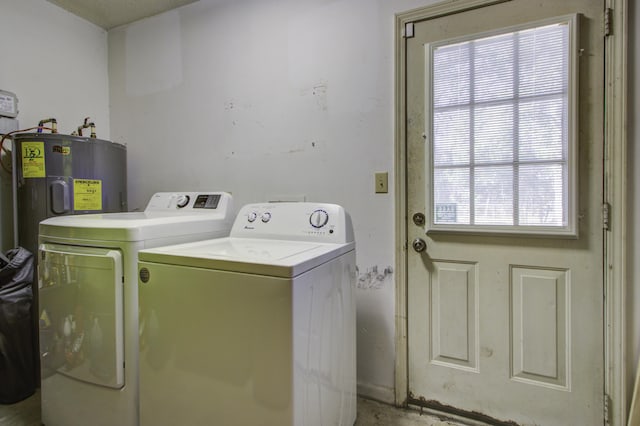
[375,172,388,194]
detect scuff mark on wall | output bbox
[279,139,323,156]
[357,265,393,290]
[224,99,253,111]
[300,82,328,111]
[286,148,306,154]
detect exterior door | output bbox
[405,1,605,424]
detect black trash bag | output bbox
[0,247,36,404]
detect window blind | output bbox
[430,21,571,230]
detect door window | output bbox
[426,16,578,236]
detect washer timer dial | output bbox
[309,209,329,228]
[176,195,190,208]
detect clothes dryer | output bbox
[37,192,234,426]
[137,202,356,426]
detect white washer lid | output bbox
[138,237,355,278]
[39,211,233,242]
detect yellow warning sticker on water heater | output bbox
[73,179,102,211]
[21,142,46,178]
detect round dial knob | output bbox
[247,212,258,222]
[261,212,272,223]
[176,195,190,208]
[309,209,329,228]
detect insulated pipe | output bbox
[37,118,58,133]
[76,117,96,138]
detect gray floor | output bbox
[0,391,467,426]
[0,390,40,426]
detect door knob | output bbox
[412,238,427,253]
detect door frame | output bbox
[393,0,629,424]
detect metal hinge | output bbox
[403,22,414,38]
[604,393,612,424]
[602,202,611,231]
[604,7,613,37]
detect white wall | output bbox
[108,0,438,402]
[0,0,110,252]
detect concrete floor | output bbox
[0,391,469,426]
[355,398,466,426]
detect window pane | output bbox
[519,25,567,97]
[475,104,513,164]
[519,97,565,161]
[433,108,470,166]
[474,34,514,103]
[434,44,471,108]
[474,166,513,225]
[434,168,470,225]
[519,164,565,226]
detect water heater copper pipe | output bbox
[37,118,58,133]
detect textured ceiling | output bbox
[47,0,198,30]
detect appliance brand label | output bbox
[139,268,150,283]
[21,141,46,178]
[52,145,71,155]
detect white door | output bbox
[405,1,604,424]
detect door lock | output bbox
[412,212,425,226]
[412,238,427,253]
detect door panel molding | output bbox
[510,266,570,390]
[394,1,628,424]
[430,260,479,372]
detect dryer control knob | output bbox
[310,209,329,228]
[176,195,190,208]
[261,212,272,223]
[247,212,258,222]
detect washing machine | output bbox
[137,202,357,426]
[37,192,234,426]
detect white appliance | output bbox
[137,202,357,426]
[37,192,234,426]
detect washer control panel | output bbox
[232,202,354,243]
[145,192,232,213]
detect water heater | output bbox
[13,133,127,257]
